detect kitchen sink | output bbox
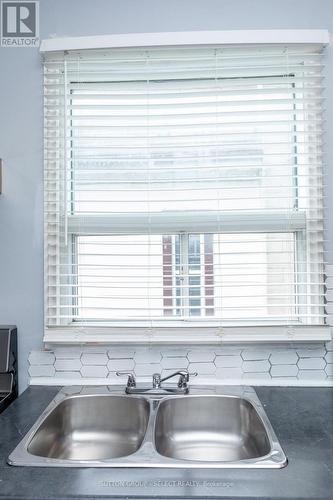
[27,395,150,460]
[154,395,271,462]
[8,386,287,468]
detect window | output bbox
[162,234,214,318]
[44,43,327,340]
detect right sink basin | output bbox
[154,395,272,462]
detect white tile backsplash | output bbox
[215,367,243,379]
[325,351,333,363]
[297,358,326,370]
[298,370,327,380]
[188,362,216,375]
[53,347,82,359]
[242,360,271,373]
[325,341,333,352]
[28,338,333,386]
[187,350,215,362]
[54,371,82,379]
[214,347,242,356]
[270,365,298,377]
[107,372,121,381]
[161,356,188,369]
[80,365,108,378]
[82,346,107,353]
[107,358,135,372]
[28,350,55,365]
[270,351,298,365]
[28,364,56,377]
[54,358,82,371]
[241,349,271,361]
[134,349,162,364]
[325,364,333,377]
[134,363,161,377]
[297,347,326,358]
[215,355,242,368]
[107,348,135,359]
[81,353,108,366]
[162,348,190,357]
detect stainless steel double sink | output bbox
[8,386,287,468]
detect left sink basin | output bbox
[27,395,150,461]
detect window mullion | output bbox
[180,233,189,318]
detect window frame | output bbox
[43,42,330,343]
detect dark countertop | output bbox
[0,385,332,500]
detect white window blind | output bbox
[43,43,327,339]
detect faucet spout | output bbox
[160,370,189,386]
[160,370,198,390]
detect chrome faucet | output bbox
[117,369,197,395]
[152,370,194,390]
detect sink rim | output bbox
[8,385,287,468]
[153,393,274,463]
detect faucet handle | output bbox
[116,371,136,388]
[179,370,198,380]
[177,370,198,388]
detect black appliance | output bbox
[0,326,18,414]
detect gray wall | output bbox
[0,0,332,392]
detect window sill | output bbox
[44,324,331,345]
